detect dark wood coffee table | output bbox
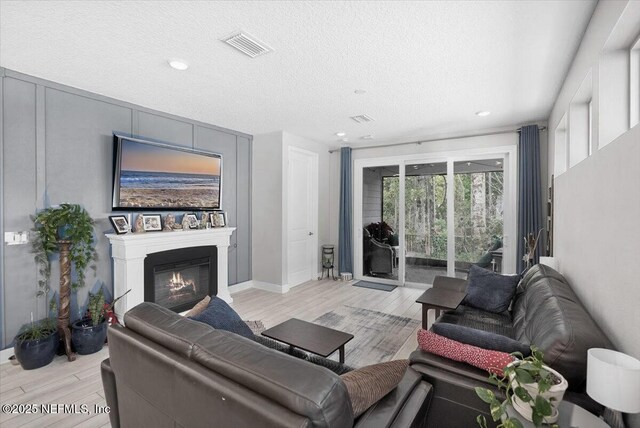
[416,288,467,329]
[261,318,354,363]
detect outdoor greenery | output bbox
[382,169,503,263]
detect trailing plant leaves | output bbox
[475,387,495,404]
[490,399,503,421]
[535,395,553,416]
[515,368,535,384]
[476,415,488,428]
[532,410,543,427]
[32,203,97,296]
[514,386,532,402]
[503,418,524,428]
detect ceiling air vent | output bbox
[221,31,273,58]
[350,114,375,124]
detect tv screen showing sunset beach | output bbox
[114,138,221,209]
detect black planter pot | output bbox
[14,331,59,370]
[71,318,108,355]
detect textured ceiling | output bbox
[0,1,597,145]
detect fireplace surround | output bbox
[144,246,217,313]
[106,228,235,320]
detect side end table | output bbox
[416,287,467,329]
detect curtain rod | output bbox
[328,126,547,153]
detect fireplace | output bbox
[144,246,217,313]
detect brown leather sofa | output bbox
[409,264,614,427]
[101,303,433,428]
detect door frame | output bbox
[286,146,319,288]
[354,145,517,287]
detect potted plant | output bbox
[71,288,130,355]
[475,347,568,428]
[13,316,58,370]
[32,203,97,360]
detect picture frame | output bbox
[109,215,130,235]
[142,214,163,232]
[210,211,227,228]
[184,213,199,229]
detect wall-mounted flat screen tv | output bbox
[112,134,222,210]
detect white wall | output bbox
[251,130,333,289]
[252,131,284,285]
[547,3,640,425]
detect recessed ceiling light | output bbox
[168,60,189,70]
[467,162,471,166]
[412,165,419,170]
[341,138,349,142]
[335,132,346,137]
[354,89,367,95]
[475,111,491,117]
[360,135,374,140]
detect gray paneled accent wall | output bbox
[0,68,252,348]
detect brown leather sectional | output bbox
[101,303,433,428]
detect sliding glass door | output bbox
[361,165,399,282]
[404,162,448,286]
[453,159,505,274]
[355,150,514,286]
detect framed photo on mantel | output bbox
[142,214,162,232]
[109,215,130,234]
[210,211,226,228]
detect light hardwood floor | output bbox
[0,279,424,428]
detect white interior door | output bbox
[287,147,319,287]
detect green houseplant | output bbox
[71,288,130,355]
[13,315,58,370]
[475,347,568,428]
[32,203,97,360]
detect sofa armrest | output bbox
[100,358,120,428]
[355,367,432,428]
[409,350,503,427]
[432,276,467,293]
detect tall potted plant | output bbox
[32,203,97,361]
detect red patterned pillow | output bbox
[417,329,514,376]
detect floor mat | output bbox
[313,306,419,367]
[352,280,397,292]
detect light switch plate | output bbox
[4,231,30,245]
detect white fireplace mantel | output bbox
[106,227,236,319]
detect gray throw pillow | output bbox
[431,322,531,356]
[463,265,519,313]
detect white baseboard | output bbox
[1,347,15,366]
[252,280,290,294]
[227,280,292,295]
[228,281,254,295]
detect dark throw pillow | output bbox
[340,360,409,417]
[431,323,530,356]
[189,296,254,339]
[463,265,519,313]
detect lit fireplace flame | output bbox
[167,271,197,296]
